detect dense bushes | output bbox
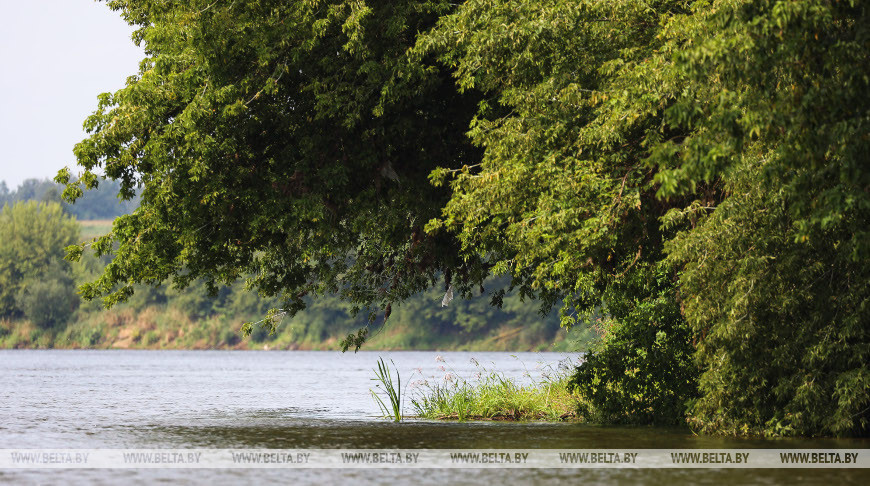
[669,167,870,436]
[568,265,697,426]
[15,267,80,328]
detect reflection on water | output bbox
[1,350,868,484]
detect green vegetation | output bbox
[0,194,590,352]
[566,267,698,427]
[370,358,404,422]
[0,178,138,221]
[0,299,590,351]
[0,201,590,350]
[411,357,580,421]
[0,201,79,326]
[0,190,591,351]
[0,251,591,351]
[1,307,238,350]
[48,0,870,436]
[79,220,115,241]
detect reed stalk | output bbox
[370,357,403,422]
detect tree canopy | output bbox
[60,1,487,348]
[0,201,80,324]
[60,0,869,436]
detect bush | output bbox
[568,266,698,426]
[143,331,159,346]
[220,327,240,346]
[80,326,102,347]
[670,178,870,436]
[15,272,79,329]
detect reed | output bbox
[370,357,403,422]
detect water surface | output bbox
[0,350,866,484]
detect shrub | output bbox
[567,266,698,426]
[15,271,79,329]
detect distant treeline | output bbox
[0,199,588,351]
[0,178,138,220]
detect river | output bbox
[0,350,867,484]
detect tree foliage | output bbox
[60,0,869,436]
[0,201,80,318]
[59,0,490,338]
[567,264,697,426]
[659,0,870,436]
[409,0,701,426]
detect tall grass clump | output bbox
[411,357,582,421]
[370,357,403,422]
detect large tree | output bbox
[413,0,869,435]
[408,0,701,425]
[60,0,488,350]
[658,0,870,436]
[61,0,869,435]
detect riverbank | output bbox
[0,306,592,351]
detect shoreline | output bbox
[0,309,588,352]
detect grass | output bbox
[370,357,404,422]
[78,219,114,240]
[410,357,583,422]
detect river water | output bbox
[0,350,867,484]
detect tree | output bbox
[0,181,9,207]
[60,0,869,435]
[656,0,870,436]
[412,0,701,424]
[418,0,869,435]
[0,201,80,318]
[0,178,138,220]
[59,0,486,352]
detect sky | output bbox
[0,0,144,190]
